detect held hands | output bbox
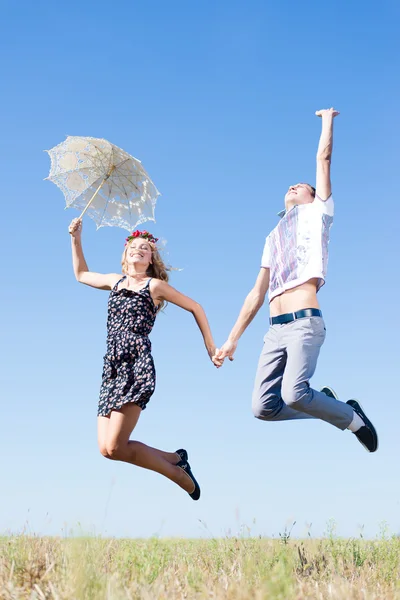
[211,339,238,368]
[69,218,82,238]
[315,108,340,118]
[208,346,224,369]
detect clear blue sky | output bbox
[1,0,399,539]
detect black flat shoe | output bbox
[175,448,188,463]
[176,459,201,501]
[346,400,378,453]
[321,386,339,400]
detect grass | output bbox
[1,532,400,599]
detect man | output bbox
[214,108,378,452]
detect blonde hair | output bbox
[121,238,169,312]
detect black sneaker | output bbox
[176,459,201,501]
[175,448,188,463]
[346,400,378,453]
[321,386,339,400]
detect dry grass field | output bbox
[1,532,399,599]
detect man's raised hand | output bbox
[315,108,340,118]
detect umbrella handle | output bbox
[78,165,115,220]
[78,178,106,220]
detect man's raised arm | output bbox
[213,268,270,364]
[315,108,339,200]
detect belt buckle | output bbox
[292,312,297,322]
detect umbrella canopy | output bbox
[45,136,160,231]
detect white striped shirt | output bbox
[261,195,334,302]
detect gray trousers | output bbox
[252,317,353,430]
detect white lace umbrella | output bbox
[45,136,160,231]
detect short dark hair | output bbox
[308,184,316,197]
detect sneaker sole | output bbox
[321,386,339,400]
[347,399,379,452]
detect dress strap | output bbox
[113,275,126,291]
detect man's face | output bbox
[284,183,315,209]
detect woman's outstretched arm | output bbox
[151,279,222,367]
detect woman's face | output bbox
[125,238,152,269]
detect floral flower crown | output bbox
[125,230,159,246]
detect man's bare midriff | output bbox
[269,278,320,317]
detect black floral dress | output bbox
[98,276,157,417]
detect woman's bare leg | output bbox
[98,415,182,463]
[97,404,195,493]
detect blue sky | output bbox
[1,0,399,539]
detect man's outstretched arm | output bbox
[213,268,270,364]
[315,107,339,200]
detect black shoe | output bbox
[346,400,378,453]
[176,459,201,501]
[321,386,339,400]
[175,448,188,463]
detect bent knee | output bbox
[99,443,125,460]
[107,443,126,460]
[281,383,306,407]
[99,444,111,458]
[252,393,279,421]
[252,399,265,419]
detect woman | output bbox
[69,218,221,500]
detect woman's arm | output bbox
[69,218,120,290]
[151,279,219,364]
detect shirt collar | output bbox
[277,204,298,219]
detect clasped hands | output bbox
[210,339,238,369]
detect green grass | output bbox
[1,534,400,599]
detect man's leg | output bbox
[280,317,353,430]
[252,325,314,422]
